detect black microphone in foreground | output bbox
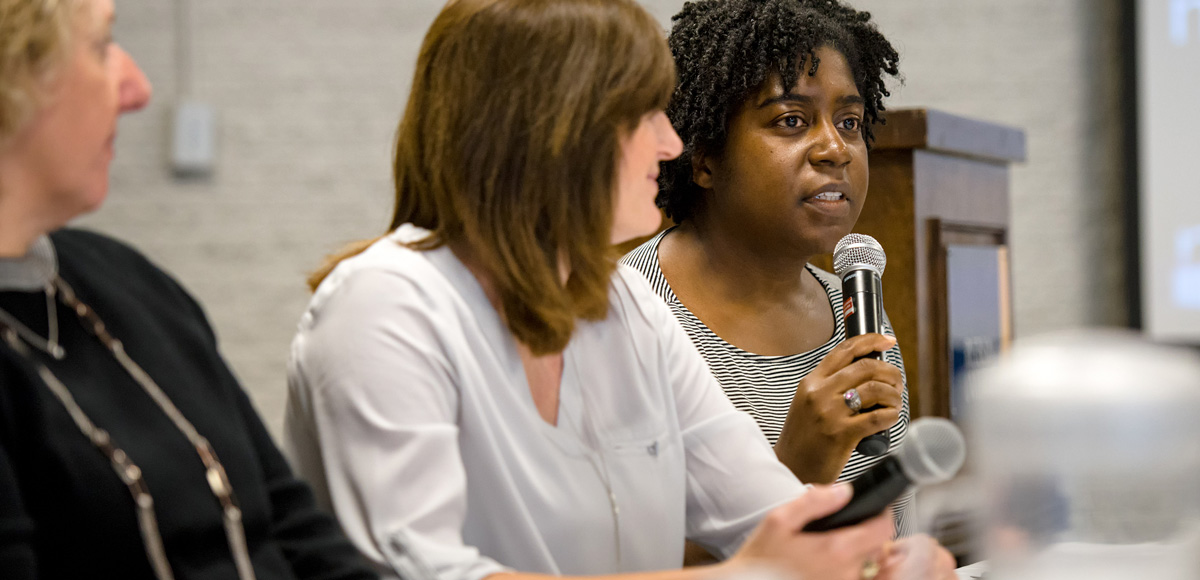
[803,417,966,531]
[833,233,891,456]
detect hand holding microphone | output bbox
[804,417,966,531]
[726,418,965,580]
[800,419,964,580]
[726,484,895,580]
[776,233,903,481]
[779,333,904,482]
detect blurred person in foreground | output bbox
[284,0,948,579]
[0,1,377,578]
[621,0,914,540]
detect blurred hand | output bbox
[775,333,903,483]
[875,534,957,580]
[724,484,894,580]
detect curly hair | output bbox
[0,0,77,144]
[660,0,900,223]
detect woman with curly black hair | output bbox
[623,0,917,538]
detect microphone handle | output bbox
[842,271,890,456]
[802,456,910,532]
[855,422,891,456]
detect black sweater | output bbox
[0,230,378,580]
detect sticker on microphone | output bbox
[843,297,855,319]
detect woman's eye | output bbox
[778,115,805,128]
[840,118,861,131]
[95,34,113,59]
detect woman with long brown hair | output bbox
[283,0,926,579]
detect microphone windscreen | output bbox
[896,417,966,485]
[833,233,887,278]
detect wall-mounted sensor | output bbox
[171,101,216,177]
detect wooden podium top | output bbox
[872,108,1027,164]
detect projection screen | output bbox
[1139,0,1200,343]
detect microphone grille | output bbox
[833,233,886,278]
[896,417,966,486]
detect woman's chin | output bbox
[72,182,111,219]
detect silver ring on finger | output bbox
[843,388,863,413]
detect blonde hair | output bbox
[0,0,77,143]
[312,0,675,355]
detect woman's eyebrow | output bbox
[756,93,813,109]
[756,94,865,109]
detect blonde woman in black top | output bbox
[0,1,376,578]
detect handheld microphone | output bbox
[803,417,966,532]
[833,233,891,457]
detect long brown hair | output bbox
[312,0,674,354]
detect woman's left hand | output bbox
[873,534,957,580]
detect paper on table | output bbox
[955,560,987,580]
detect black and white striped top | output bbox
[621,229,914,536]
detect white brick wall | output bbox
[90,0,1125,439]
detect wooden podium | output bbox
[824,108,1026,420]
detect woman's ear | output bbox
[691,149,715,189]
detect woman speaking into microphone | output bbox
[621,0,916,539]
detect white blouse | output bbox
[284,225,806,580]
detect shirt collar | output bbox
[0,235,57,291]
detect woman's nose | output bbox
[116,46,152,113]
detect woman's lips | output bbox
[801,191,851,217]
[810,191,845,202]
